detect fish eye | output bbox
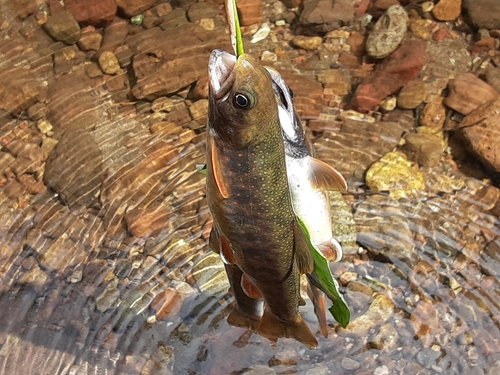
[234,93,251,109]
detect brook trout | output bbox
[266,67,348,337]
[206,50,317,349]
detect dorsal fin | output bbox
[293,219,314,274]
[308,157,348,192]
[209,137,229,198]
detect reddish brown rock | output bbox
[65,0,117,26]
[125,205,172,237]
[368,0,401,18]
[351,40,427,112]
[77,31,103,51]
[0,67,43,114]
[459,97,500,172]
[115,0,157,17]
[131,25,230,100]
[444,73,499,116]
[237,0,263,26]
[299,0,354,33]
[279,70,323,119]
[151,288,185,320]
[471,37,497,55]
[97,17,129,56]
[463,0,500,29]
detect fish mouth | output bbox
[209,50,237,100]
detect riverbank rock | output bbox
[459,97,500,172]
[43,11,81,44]
[115,0,157,17]
[444,73,499,115]
[463,0,500,29]
[65,0,117,26]
[237,0,263,26]
[366,5,408,59]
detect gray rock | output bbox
[416,348,441,368]
[366,5,408,59]
[341,357,360,371]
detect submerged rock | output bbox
[432,0,461,21]
[299,0,354,33]
[65,0,117,26]
[463,0,500,29]
[366,5,408,59]
[365,151,426,199]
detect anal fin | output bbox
[309,157,348,192]
[258,307,318,350]
[227,306,260,332]
[307,282,328,338]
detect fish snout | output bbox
[209,50,237,100]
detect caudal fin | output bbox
[258,307,318,349]
[307,282,328,338]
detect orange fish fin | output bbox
[309,157,348,192]
[241,274,264,299]
[317,238,343,262]
[208,227,220,254]
[220,236,236,265]
[227,306,260,332]
[293,219,314,274]
[258,307,318,349]
[210,137,229,198]
[307,282,328,338]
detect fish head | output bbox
[208,50,278,149]
[265,67,309,159]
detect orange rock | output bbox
[432,0,461,21]
[151,288,185,320]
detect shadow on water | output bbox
[0,1,500,374]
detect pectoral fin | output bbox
[309,157,347,192]
[209,137,229,198]
[241,274,264,299]
[293,219,314,274]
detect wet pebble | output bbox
[366,5,408,58]
[341,357,361,371]
[291,35,323,51]
[77,31,102,51]
[374,365,389,375]
[416,347,441,368]
[115,0,156,17]
[397,80,428,109]
[340,293,394,335]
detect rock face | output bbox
[366,5,408,59]
[42,11,81,44]
[444,73,499,116]
[460,97,500,172]
[299,0,354,33]
[65,0,117,26]
[463,0,500,29]
[115,0,157,17]
[351,39,427,112]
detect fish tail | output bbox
[258,307,318,349]
[227,306,260,332]
[307,282,328,338]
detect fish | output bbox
[206,49,318,349]
[265,67,348,337]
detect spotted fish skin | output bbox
[206,50,317,349]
